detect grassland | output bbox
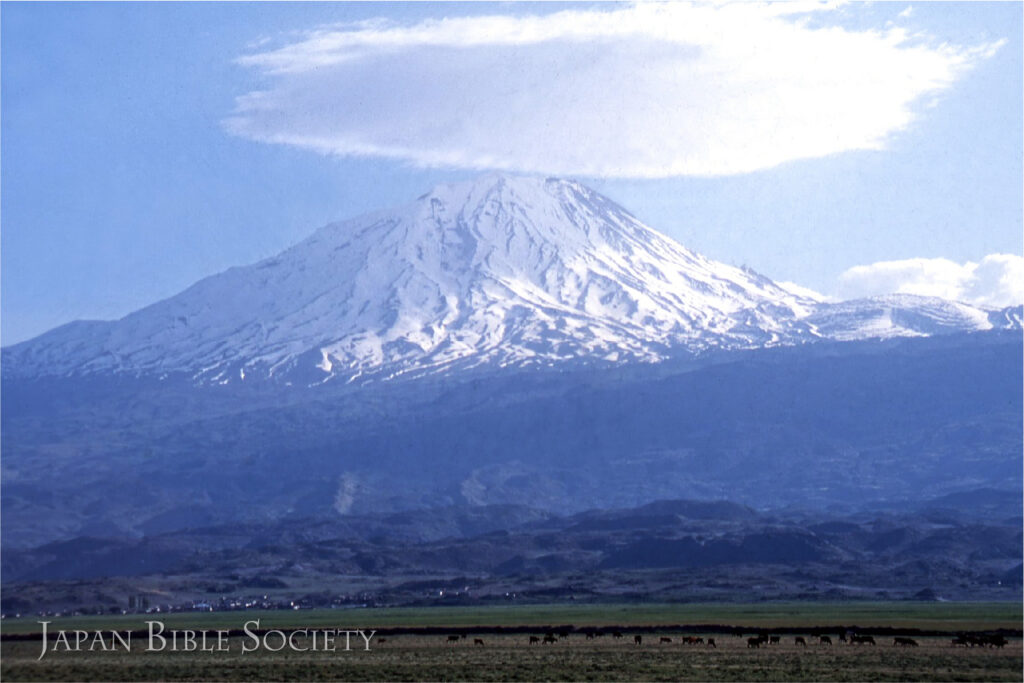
[2,602,1020,682]
[2,632,1020,682]
[2,601,1020,635]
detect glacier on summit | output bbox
[3,174,1019,384]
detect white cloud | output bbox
[836,254,1024,308]
[224,2,1001,178]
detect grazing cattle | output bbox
[795,637,807,646]
[851,635,876,645]
[558,631,570,639]
[612,632,624,639]
[838,633,848,644]
[377,638,387,644]
[659,637,672,644]
[747,637,761,649]
[892,637,918,647]
[446,635,460,643]
[706,638,716,648]
[769,636,780,645]
[951,636,970,647]
[543,635,557,644]
[819,635,832,645]
[983,635,1008,648]
[529,636,540,645]
[634,635,643,645]
[474,638,485,646]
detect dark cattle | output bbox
[659,637,672,644]
[694,637,704,645]
[558,631,570,639]
[474,638,485,646]
[757,634,770,644]
[377,638,387,644]
[543,635,557,644]
[681,636,696,645]
[447,635,460,643]
[851,635,876,645]
[893,637,918,647]
[707,638,716,648]
[839,633,848,644]
[951,636,970,647]
[612,632,624,639]
[819,636,832,645]
[769,636,780,645]
[795,637,807,646]
[634,635,642,645]
[747,637,761,648]
[529,636,540,645]
[983,635,1008,648]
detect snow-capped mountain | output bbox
[3,174,1019,384]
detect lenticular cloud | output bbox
[225,3,1000,178]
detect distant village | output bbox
[2,593,380,620]
[1,586,530,621]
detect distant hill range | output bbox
[3,495,1020,612]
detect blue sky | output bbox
[3,1,1021,345]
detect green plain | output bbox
[3,601,1020,635]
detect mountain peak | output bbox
[411,173,605,227]
[4,177,1017,384]
[422,172,576,197]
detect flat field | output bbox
[2,602,1020,682]
[3,601,1021,634]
